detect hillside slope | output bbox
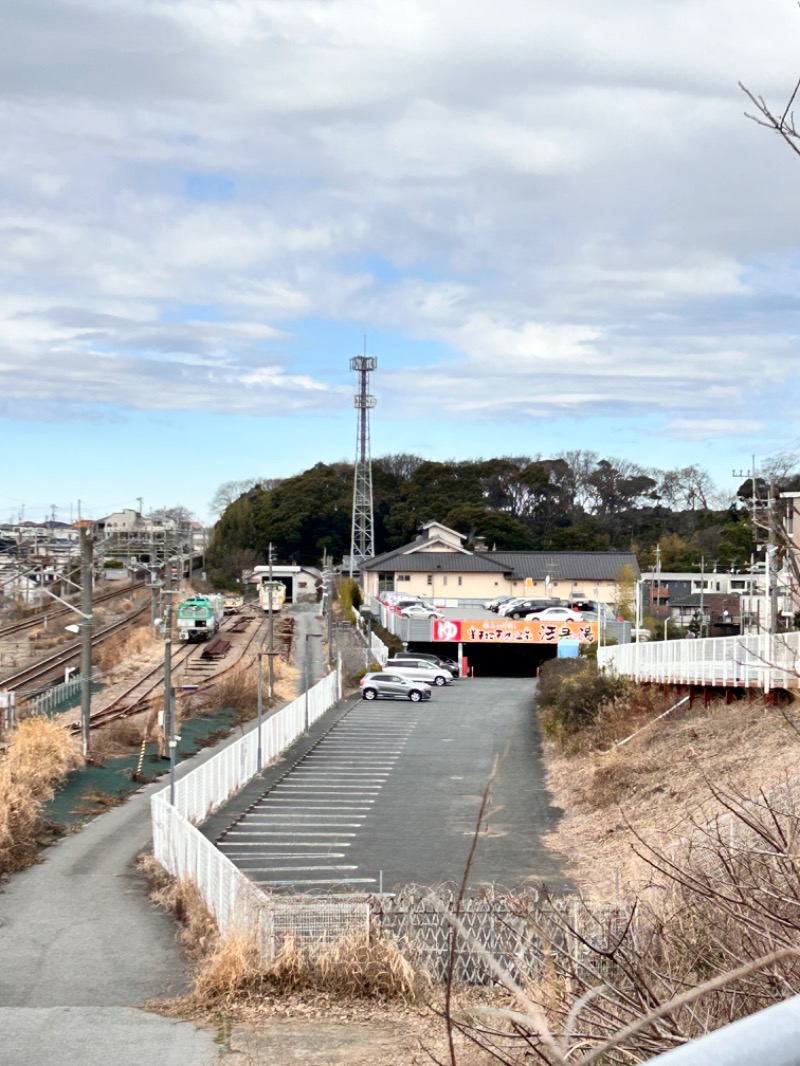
[542,692,800,899]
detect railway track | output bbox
[0,580,146,642]
[79,610,294,734]
[1,600,151,693]
[73,642,198,734]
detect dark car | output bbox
[485,596,515,612]
[505,599,553,619]
[396,650,460,677]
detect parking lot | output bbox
[207,677,572,896]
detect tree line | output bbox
[204,452,800,584]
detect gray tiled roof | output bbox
[362,548,640,579]
[490,552,640,581]
[362,551,509,573]
[362,536,430,569]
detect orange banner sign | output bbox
[432,619,598,644]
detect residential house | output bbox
[359,521,639,606]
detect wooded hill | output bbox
[205,453,770,584]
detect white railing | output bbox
[644,994,800,1064]
[151,670,346,942]
[24,668,101,717]
[370,631,389,666]
[599,633,800,692]
[354,606,390,665]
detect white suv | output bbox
[384,658,452,686]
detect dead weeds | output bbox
[543,691,800,898]
[0,717,82,876]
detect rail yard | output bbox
[0,580,296,751]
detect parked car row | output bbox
[484,595,620,623]
[360,651,460,701]
[379,592,443,619]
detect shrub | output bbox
[0,718,81,876]
[337,578,363,622]
[538,657,628,740]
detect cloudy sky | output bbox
[2,0,799,524]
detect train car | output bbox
[222,593,244,614]
[176,594,224,642]
[258,579,286,614]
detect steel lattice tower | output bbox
[349,354,377,578]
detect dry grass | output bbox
[139,854,218,960]
[190,930,425,1009]
[543,692,800,898]
[89,719,147,760]
[140,855,426,1013]
[0,718,81,876]
[211,666,262,722]
[94,621,153,674]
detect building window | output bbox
[427,575,432,585]
[442,576,448,586]
[458,576,462,586]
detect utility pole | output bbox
[767,479,779,633]
[733,456,759,635]
[161,589,174,771]
[267,542,275,700]
[324,557,334,668]
[699,554,705,639]
[79,527,94,758]
[256,653,264,772]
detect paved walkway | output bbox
[0,772,220,1065]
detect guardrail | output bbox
[599,632,800,692]
[151,670,345,941]
[644,994,800,1063]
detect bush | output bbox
[0,718,81,876]
[337,578,363,623]
[538,657,629,740]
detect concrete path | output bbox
[0,771,220,1066]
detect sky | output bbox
[2,0,800,526]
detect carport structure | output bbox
[377,605,599,677]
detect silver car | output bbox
[384,658,452,686]
[360,672,432,702]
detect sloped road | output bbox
[211,677,571,895]
[0,773,219,1065]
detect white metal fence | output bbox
[599,632,800,692]
[354,608,390,664]
[24,668,101,717]
[150,669,370,953]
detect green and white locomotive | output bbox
[176,594,224,642]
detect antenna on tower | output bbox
[349,347,377,579]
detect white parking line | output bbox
[222,827,354,835]
[253,878,377,887]
[219,841,352,848]
[240,865,359,874]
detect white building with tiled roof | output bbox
[359,521,639,605]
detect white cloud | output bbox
[0,0,798,444]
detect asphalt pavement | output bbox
[0,773,220,1066]
[208,676,572,896]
